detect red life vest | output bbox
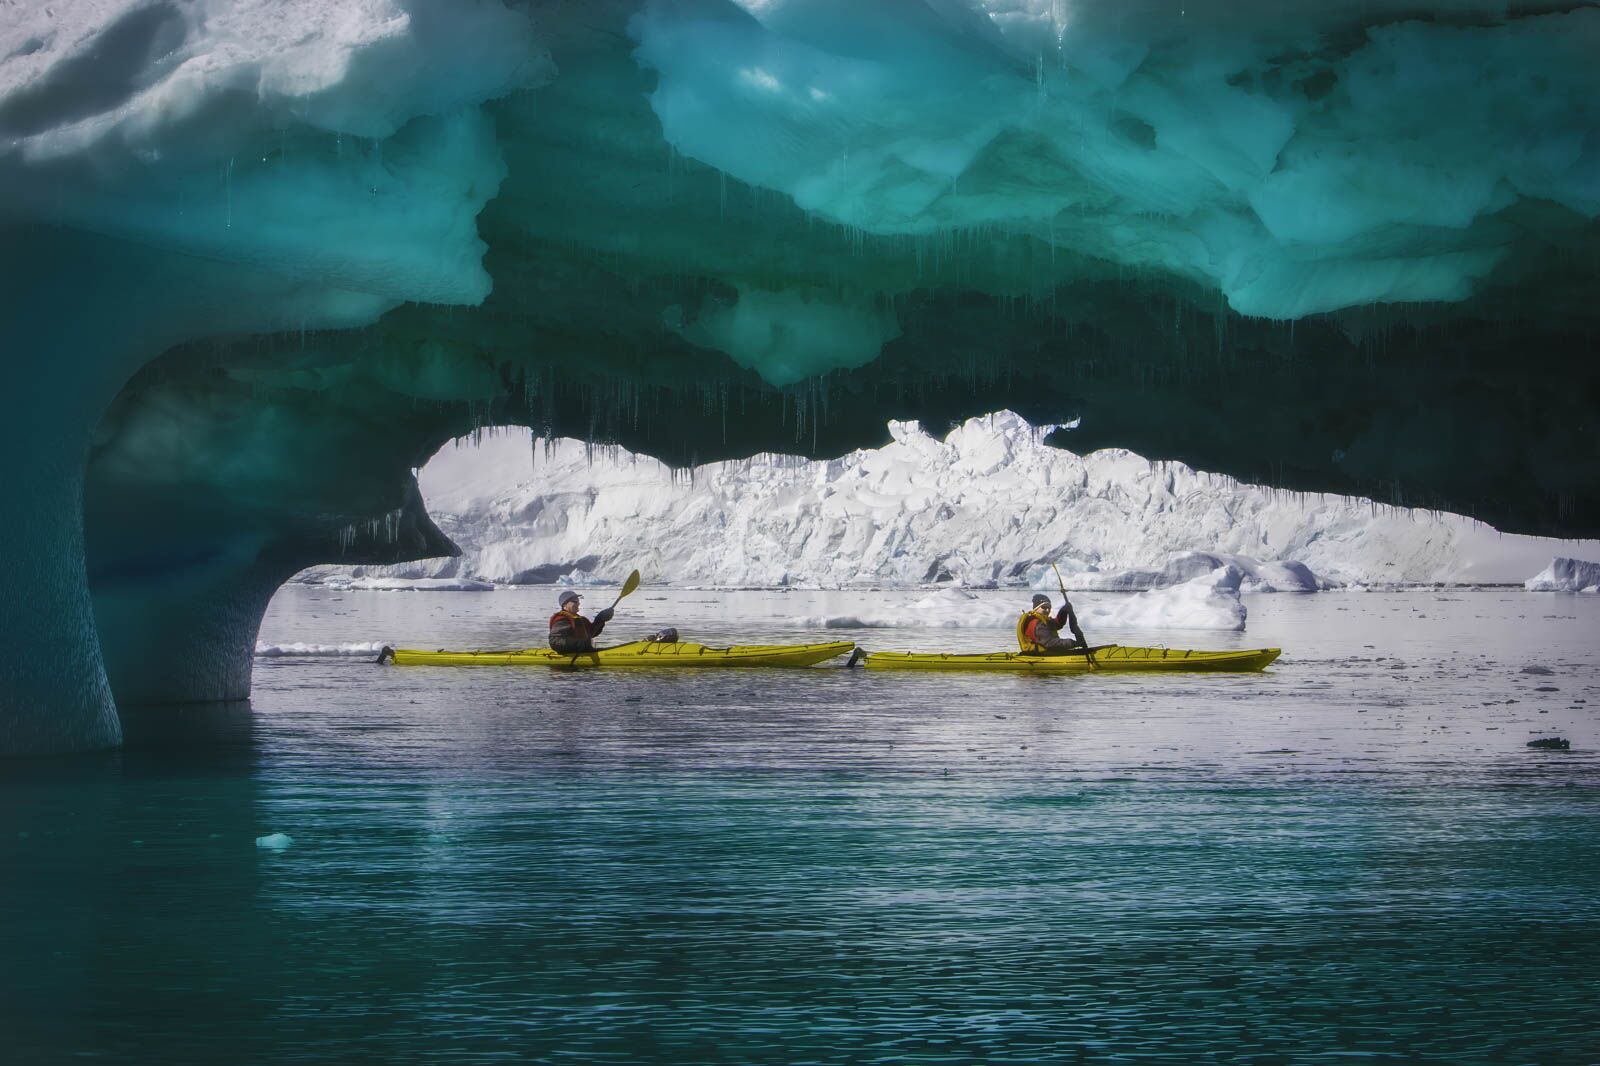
[549,611,594,640]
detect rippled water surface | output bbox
[4,587,1599,1063]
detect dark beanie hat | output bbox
[1031,594,1050,607]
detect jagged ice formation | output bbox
[309,412,1600,591]
[2,0,1599,752]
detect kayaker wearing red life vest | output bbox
[1017,593,1083,655]
[549,590,614,653]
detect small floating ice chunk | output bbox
[1524,557,1600,592]
[324,577,494,592]
[255,641,387,658]
[795,568,1247,631]
[255,832,294,850]
[1074,552,1322,594]
[1077,568,1248,631]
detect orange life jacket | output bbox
[1016,611,1050,653]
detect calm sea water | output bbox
[3,587,1598,1063]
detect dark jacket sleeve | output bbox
[1054,604,1071,628]
[589,614,607,638]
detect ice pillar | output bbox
[0,227,393,754]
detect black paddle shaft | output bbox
[1052,563,1094,664]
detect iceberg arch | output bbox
[2,0,1598,752]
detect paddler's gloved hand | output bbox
[594,607,614,624]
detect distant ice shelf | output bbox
[301,412,1600,604]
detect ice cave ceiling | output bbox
[2,0,1599,751]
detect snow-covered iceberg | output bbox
[1524,558,1600,593]
[307,413,1600,592]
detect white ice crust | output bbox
[1,0,550,306]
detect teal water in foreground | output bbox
[3,589,1598,1063]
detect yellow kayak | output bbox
[861,645,1280,673]
[385,640,855,669]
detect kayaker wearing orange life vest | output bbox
[1017,593,1083,655]
[549,590,614,653]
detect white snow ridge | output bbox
[303,412,1600,605]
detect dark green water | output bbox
[3,589,1598,1062]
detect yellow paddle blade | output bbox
[618,569,642,599]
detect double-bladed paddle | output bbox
[607,569,642,613]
